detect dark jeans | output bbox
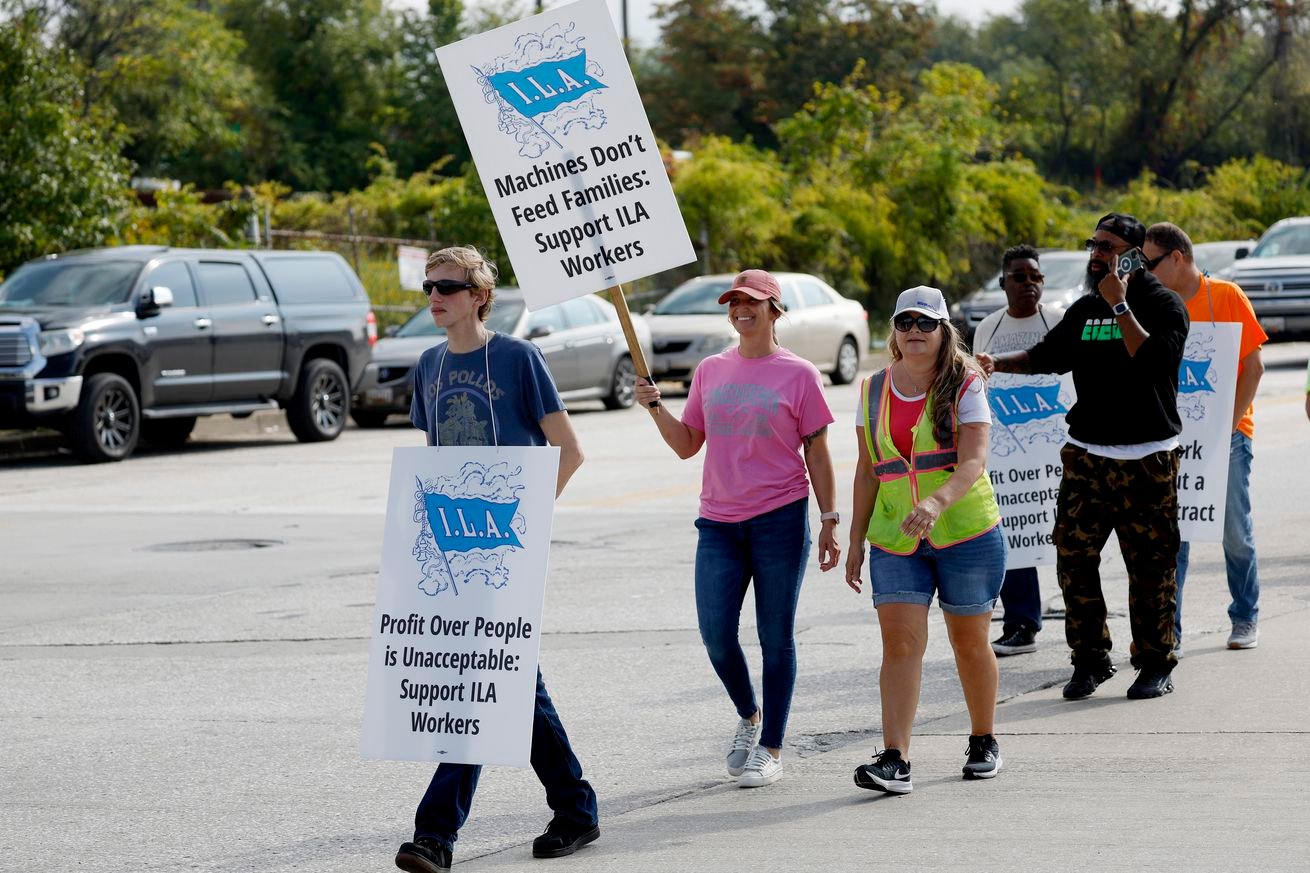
[413,669,597,851]
[694,497,810,750]
[998,567,1043,634]
[1053,444,1180,672]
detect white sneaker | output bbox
[726,717,760,776]
[1227,621,1259,649]
[738,746,783,788]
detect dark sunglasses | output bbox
[1005,270,1044,283]
[1144,251,1171,270]
[893,314,943,333]
[1083,239,1121,255]
[422,279,477,296]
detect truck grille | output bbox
[0,330,34,367]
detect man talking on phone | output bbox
[976,213,1189,701]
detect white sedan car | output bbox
[646,273,870,385]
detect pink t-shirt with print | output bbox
[683,347,835,523]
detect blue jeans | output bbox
[413,669,597,850]
[998,567,1043,634]
[865,526,1007,615]
[694,497,810,751]
[1175,430,1259,637]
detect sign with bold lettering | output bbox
[361,446,559,766]
[1175,322,1239,541]
[436,0,695,310]
[397,245,428,291]
[985,372,1074,568]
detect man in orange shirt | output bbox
[1144,223,1266,651]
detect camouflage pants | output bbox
[1053,443,1180,672]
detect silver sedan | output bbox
[350,289,653,427]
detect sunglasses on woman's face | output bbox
[422,279,477,296]
[893,314,943,333]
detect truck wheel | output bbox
[831,336,860,385]
[602,355,637,410]
[70,373,140,463]
[350,410,390,429]
[287,358,348,442]
[142,416,197,448]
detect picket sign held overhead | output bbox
[436,0,696,411]
[361,446,560,766]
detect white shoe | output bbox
[726,717,760,776]
[1227,621,1259,649]
[738,746,783,788]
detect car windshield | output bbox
[976,254,1086,300]
[395,298,525,337]
[653,279,733,314]
[1193,244,1242,275]
[1250,224,1310,258]
[0,260,141,308]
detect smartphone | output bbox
[1115,248,1144,278]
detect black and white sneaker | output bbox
[962,734,1002,779]
[854,748,912,794]
[991,627,1037,656]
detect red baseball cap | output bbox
[717,269,782,304]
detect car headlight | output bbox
[38,329,85,356]
[697,334,735,353]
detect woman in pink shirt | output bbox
[635,269,841,789]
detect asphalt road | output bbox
[2,343,1308,872]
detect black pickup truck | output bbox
[0,246,375,462]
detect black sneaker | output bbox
[991,627,1038,656]
[395,837,451,873]
[532,817,600,859]
[854,748,912,794]
[1126,667,1175,699]
[1062,660,1117,700]
[962,734,1002,779]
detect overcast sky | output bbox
[390,0,1021,48]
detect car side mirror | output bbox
[1234,247,1249,260]
[384,324,399,337]
[526,325,554,340]
[138,285,174,316]
[643,305,655,315]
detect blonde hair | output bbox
[426,246,498,321]
[888,318,982,442]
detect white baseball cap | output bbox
[892,286,950,321]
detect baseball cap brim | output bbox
[718,286,775,304]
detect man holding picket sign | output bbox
[393,246,597,873]
[385,1,698,870]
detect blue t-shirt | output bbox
[409,333,564,447]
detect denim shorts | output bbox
[865,525,1007,615]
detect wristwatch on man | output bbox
[1111,300,1131,317]
[820,511,840,524]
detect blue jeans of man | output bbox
[413,669,597,851]
[1175,430,1259,637]
[694,497,810,751]
[998,567,1043,634]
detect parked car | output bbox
[949,249,1087,343]
[350,289,653,426]
[1226,217,1310,341]
[1192,239,1256,278]
[0,246,374,462]
[644,273,869,386]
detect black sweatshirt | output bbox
[1025,271,1188,445]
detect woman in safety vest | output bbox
[636,269,841,789]
[845,286,1006,796]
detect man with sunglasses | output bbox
[976,213,1189,701]
[1144,222,1266,653]
[972,245,1064,657]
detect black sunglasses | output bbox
[1083,239,1122,255]
[893,314,943,333]
[422,279,478,296]
[1144,251,1171,270]
[1005,270,1045,283]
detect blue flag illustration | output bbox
[1177,359,1215,394]
[990,384,1067,426]
[487,51,606,118]
[423,494,523,553]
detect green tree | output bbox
[0,13,132,273]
